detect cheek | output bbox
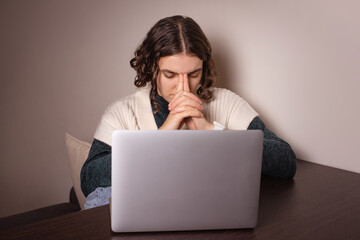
[157,76,177,95]
[190,77,201,93]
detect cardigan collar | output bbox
[134,85,158,130]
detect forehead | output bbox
[158,54,202,73]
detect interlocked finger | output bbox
[172,106,204,119]
[170,97,203,114]
[169,91,202,110]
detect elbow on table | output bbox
[280,149,297,179]
[283,157,297,179]
[262,157,297,179]
[262,141,297,179]
[285,146,297,179]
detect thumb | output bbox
[177,74,184,92]
[183,74,190,92]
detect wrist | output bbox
[207,123,215,130]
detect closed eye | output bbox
[164,74,176,79]
[189,74,200,78]
[188,69,202,79]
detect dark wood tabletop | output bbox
[1,160,359,240]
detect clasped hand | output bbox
[159,74,214,130]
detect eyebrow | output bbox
[160,68,202,75]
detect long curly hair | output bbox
[130,15,217,112]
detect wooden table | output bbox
[1,160,359,240]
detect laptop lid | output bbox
[111,130,263,232]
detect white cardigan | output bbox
[94,85,258,146]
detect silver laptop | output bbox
[111,130,263,232]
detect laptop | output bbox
[111,130,263,232]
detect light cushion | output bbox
[65,133,91,209]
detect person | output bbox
[80,15,297,205]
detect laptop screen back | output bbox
[111,130,263,232]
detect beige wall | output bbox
[0,0,359,218]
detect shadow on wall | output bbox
[211,38,234,90]
[210,37,280,137]
[211,39,300,159]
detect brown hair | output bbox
[130,15,217,112]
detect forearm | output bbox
[80,139,112,197]
[262,137,297,179]
[248,117,297,179]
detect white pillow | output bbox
[65,133,91,209]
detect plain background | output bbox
[1,0,359,218]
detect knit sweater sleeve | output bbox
[80,90,150,197]
[248,116,297,179]
[79,99,131,197]
[80,138,111,197]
